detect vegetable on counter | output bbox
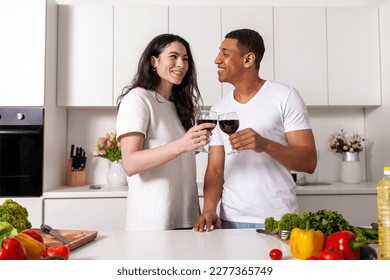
[0,199,32,232]
[265,209,378,243]
[16,232,46,260]
[0,221,18,245]
[42,245,70,260]
[269,248,283,260]
[21,229,44,244]
[289,222,325,260]
[0,237,27,260]
[324,230,367,260]
[319,248,344,260]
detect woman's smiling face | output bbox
[152,41,189,93]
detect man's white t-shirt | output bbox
[210,80,312,223]
[116,88,199,230]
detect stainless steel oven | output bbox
[0,107,44,197]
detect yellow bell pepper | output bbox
[16,232,46,260]
[289,225,325,260]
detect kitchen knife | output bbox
[41,224,70,245]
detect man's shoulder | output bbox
[265,80,294,92]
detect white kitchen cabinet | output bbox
[327,7,381,106]
[0,0,46,106]
[43,198,127,231]
[113,5,168,105]
[169,6,222,106]
[221,6,274,97]
[57,5,113,107]
[297,194,377,226]
[0,197,43,229]
[274,7,328,106]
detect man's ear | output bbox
[243,52,255,68]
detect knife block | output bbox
[65,159,86,186]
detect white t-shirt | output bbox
[116,88,199,230]
[210,80,311,223]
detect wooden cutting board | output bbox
[34,229,98,251]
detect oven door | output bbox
[0,126,44,196]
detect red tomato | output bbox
[42,245,70,260]
[319,248,344,260]
[269,248,283,260]
[21,229,44,244]
[306,256,319,260]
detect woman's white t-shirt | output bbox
[116,88,199,230]
[210,80,312,223]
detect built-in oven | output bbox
[0,107,44,197]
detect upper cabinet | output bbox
[221,6,274,97]
[169,6,221,106]
[56,4,381,108]
[113,6,168,105]
[57,4,168,107]
[327,7,381,106]
[274,7,328,106]
[0,0,46,106]
[57,5,113,107]
[274,6,381,107]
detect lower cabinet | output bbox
[43,198,127,231]
[0,197,43,228]
[297,194,377,226]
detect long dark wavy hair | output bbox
[117,34,202,131]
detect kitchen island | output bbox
[69,229,293,260]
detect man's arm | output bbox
[230,128,317,173]
[193,145,225,232]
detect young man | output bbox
[193,29,317,231]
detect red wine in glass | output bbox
[196,110,218,153]
[218,112,240,155]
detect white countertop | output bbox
[42,181,376,199]
[43,184,128,198]
[69,229,293,260]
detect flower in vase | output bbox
[93,132,122,162]
[328,129,365,154]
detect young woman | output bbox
[116,34,215,230]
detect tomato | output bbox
[42,245,70,260]
[319,248,344,260]
[306,256,319,260]
[269,248,283,260]
[21,229,44,244]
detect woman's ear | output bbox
[150,56,157,68]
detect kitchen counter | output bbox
[43,181,376,199]
[69,229,293,260]
[43,184,128,198]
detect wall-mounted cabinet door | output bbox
[169,6,222,106]
[221,6,274,97]
[0,0,46,106]
[57,5,113,107]
[274,7,328,106]
[327,7,381,106]
[113,5,168,106]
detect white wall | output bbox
[365,0,390,183]
[67,108,366,185]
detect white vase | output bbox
[340,152,361,184]
[106,160,127,187]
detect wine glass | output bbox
[196,109,218,153]
[218,112,240,155]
